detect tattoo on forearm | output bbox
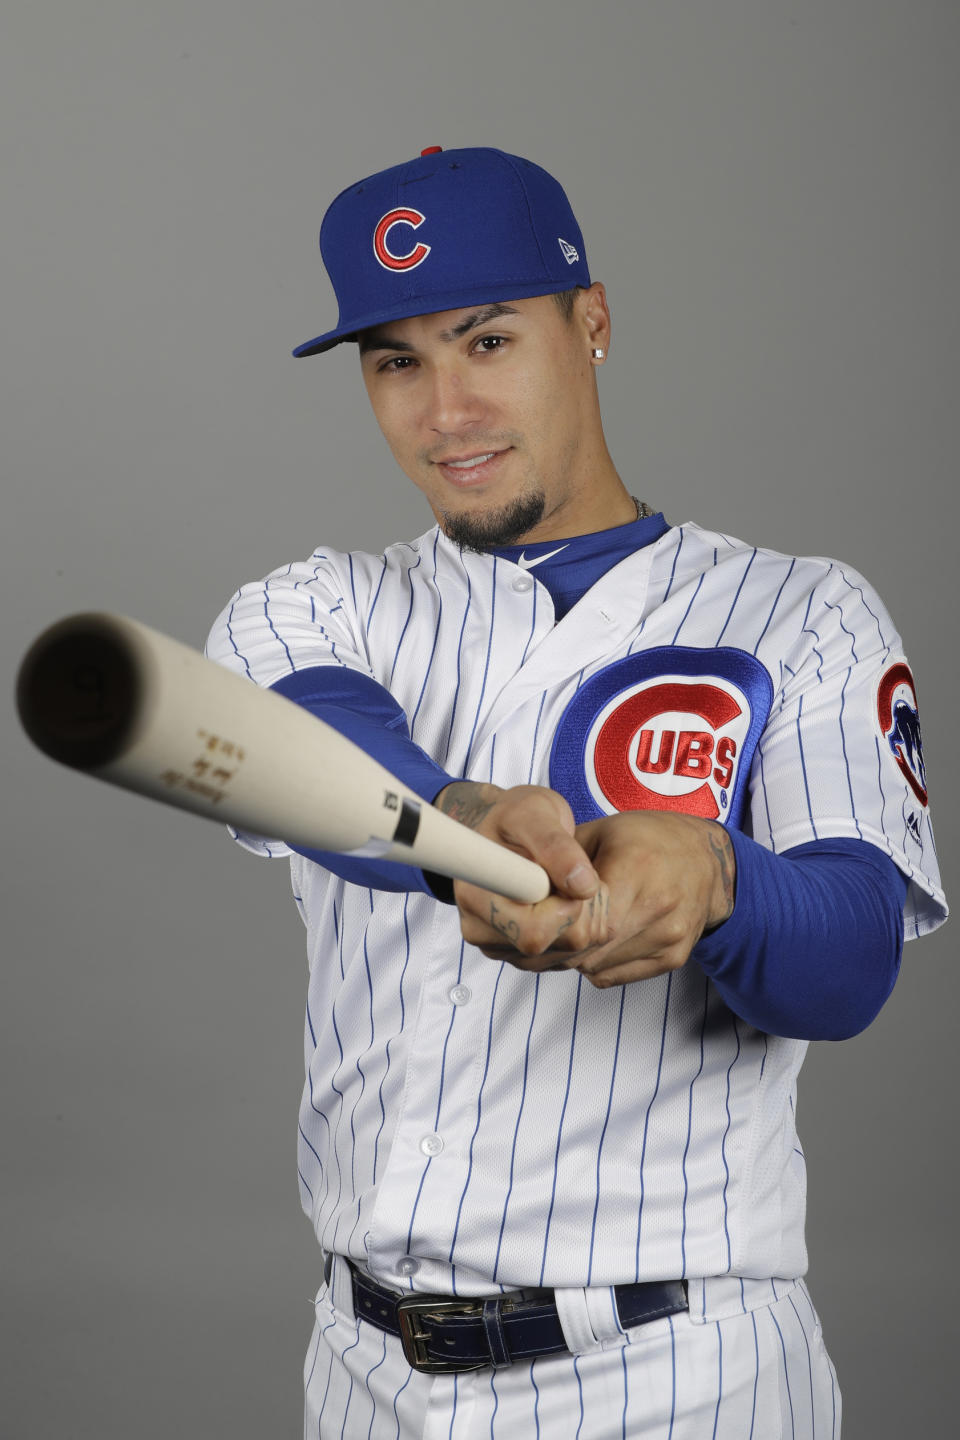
[436,782,499,831]
[707,824,736,921]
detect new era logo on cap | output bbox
[559,238,580,265]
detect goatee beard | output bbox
[440,491,547,552]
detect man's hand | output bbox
[566,812,735,986]
[434,782,611,958]
[436,783,735,987]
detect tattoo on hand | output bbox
[437,782,498,831]
[706,824,735,922]
[588,889,610,927]
[489,901,521,945]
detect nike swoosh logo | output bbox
[517,545,569,571]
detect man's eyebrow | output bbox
[358,303,521,356]
[358,332,417,356]
[439,303,520,341]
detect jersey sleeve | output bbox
[206,559,375,694]
[748,562,946,938]
[206,560,369,857]
[205,559,454,872]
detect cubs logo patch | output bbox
[877,661,927,806]
[550,648,773,827]
[373,207,431,272]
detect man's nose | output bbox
[424,367,486,434]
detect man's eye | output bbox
[380,355,417,373]
[474,335,507,353]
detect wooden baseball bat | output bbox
[15,612,551,904]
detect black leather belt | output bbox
[350,1263,688,1375]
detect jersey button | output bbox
[449,984,472,1006]
[512,574,534,593]
[420,1133,444,1157]
[397,1256,421,1276]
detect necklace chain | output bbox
[632,496,653,520]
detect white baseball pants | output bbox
[303,1258,840,1439]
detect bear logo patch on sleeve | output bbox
[876,660,927,807]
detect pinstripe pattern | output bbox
[304,1263,841,1438]
[207,520,943,1428]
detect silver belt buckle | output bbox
[395,1294,487,1375]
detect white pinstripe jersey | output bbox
[207,521,946,1298]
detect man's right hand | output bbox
[434,781,611,965]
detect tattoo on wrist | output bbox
[436,782,499,831]
[706,824,736,923]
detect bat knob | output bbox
[17,615,144,769]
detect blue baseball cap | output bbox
[293,146,591,357]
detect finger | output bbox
[474,894,614,967]
[458,892,585,957]
[521,834,599,899]
[522,884,613,956]
[577,956,676,987]
[584,883,613,944]
[576,934,693,986]
[497,806,600,899]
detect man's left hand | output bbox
[460,811,736,987]
[562,812,736,986]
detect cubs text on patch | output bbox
[550,647,773,828]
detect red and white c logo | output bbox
[373,208,431,272]
[584,676,752,820]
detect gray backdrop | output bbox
[3,3,956,1436]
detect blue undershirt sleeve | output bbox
[267,666,910,1000]
[693,830,907,1040]
[269,667,457,893]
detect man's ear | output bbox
[580,282,611,361]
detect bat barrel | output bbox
[16,614,149,770]
[17,611,552,905]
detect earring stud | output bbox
[592,347,605,360]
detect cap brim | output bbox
[292,278,588,358]
[292,329,354,357]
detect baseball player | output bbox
[207,147,946,1438]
